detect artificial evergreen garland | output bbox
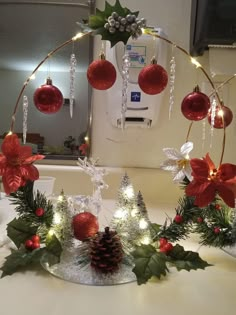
[0,181,62,277]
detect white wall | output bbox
[91,0,236,168]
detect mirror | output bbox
[0,0,96,161]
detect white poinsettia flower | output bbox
[160,142,193,183]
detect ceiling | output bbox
[0,1,93,72]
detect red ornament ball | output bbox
[35,207,45,217]
[34,78,63,114]
[208,105,233,129]
[87,58,116,90]
[181,87,210,121]
[72,212,99,241]
[174,214,183,224]
[138,62,168,95]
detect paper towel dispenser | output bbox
[190,0,236,56]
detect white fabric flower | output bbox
[160,142,193,183]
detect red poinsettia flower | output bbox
[185,153,236,208]
[79,143,88,156]
[0,134,44,194]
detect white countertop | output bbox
[0,199,236,315]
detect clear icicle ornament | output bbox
[121,50,130,130]
[210,95,217,148]
[22,95,28,144]
[169,55,176,119]
[69,53,77,118]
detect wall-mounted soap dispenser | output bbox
[105,28,168,128]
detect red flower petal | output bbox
[0,155,7,175]
[193,184,216,207]
[24,154,45,164]
[217,184,236,208]
[218,163,236,181]
[3,167,22,194]
[19,146,32,160]
[186,179,212,196]
[20,164,39,181]
[204,153,216,171]
[190,158,209,179]
[1,134,20,158]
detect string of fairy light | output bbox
[6,26,236,168]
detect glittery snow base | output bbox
[41,249,136,286]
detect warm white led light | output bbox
[141,235,151,245]
[29,74,36,80]
[72,32,84,41]
[123,186,134,199]
[191,57,202,68]
[139,218,148,229]
[58,195,64,202]
[114,208,127,219]
[54,212,61,224]
[48,229,54,237]
[218,109,224,117]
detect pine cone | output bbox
[90,227,123,273]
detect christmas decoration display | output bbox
[1,0,236,288]
[87,53,117,90]
[138,57,168,95]
[181,86,210,121]
[33,77,64,114]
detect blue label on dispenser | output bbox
[131,92,141,102]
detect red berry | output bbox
[174,215,183,224]
[25,239,33,249]
[31,235,40,243]
[214,227,221,234]
[160,242,173,254]
[31,242,40,250]
[159,238,168,247]
[215,204,221,211]
[35,207,45,217]
[197,217,203,223]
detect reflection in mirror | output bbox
[0,0,96,161]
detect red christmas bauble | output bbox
[87,57,116,90]
[31,235,40,243]
[181,87,210,121]
[72,212,99,241]
[31,242,40,250]
[138,60,168,95]
[34,78,63,114]
[207,105,233,129]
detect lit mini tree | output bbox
[112,174,152,253]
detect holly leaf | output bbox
[45,234,62,261]
[88,0,139,47]
[150,222,162,241]
[132,244,169,285]
[7,218,38,248]
[0,248,45,278]
[168,244,212,271]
